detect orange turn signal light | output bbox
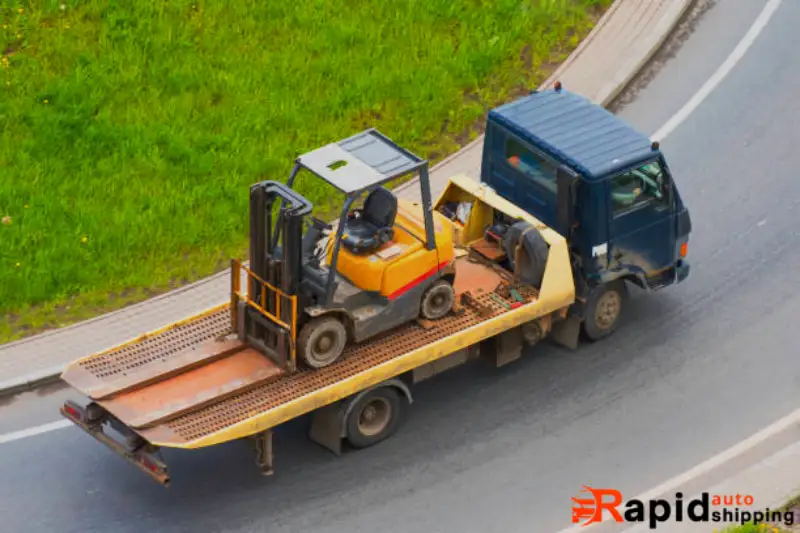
[680,242,688,258]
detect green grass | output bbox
[720,525,792,533]
[0,0,611,342]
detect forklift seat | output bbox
[342,187,397,254]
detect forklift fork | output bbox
[238,181,312,371]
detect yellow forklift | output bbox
[239,129,458,370]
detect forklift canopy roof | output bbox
[297,129,427,195]
[488,89,656,180]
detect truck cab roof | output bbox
[487,88,657,180]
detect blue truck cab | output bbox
[481,86,691,343]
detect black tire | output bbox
[582,280,627,341]
[503,222,548,288]
[420,279,455,320]
[345,387,405,449]
[297,316,348,369]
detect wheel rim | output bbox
[594,291,621,330]
[306,326,344,367]
[357,398,392,437]
[424,285,453,318]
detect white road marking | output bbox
[651,0,783,142]
[0,419,71,445]
[554,407,800,533]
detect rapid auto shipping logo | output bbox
[571,485,796,529]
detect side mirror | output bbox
[556,166,579,236]
[666,176,677,204]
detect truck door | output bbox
[606,158,675,280]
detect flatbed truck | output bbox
[59,86,691,487]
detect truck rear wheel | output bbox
[583,280,627,341]
[298,317,348,369]
[345,387,405,449]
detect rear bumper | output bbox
[60,400,171,487]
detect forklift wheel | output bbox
[346,387,405,449]
[298,317,348,369]
[420,279,456,320]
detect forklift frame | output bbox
[286,129,438,305]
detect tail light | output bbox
[141,454,167,474]
[63,401,86,423]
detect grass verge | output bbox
[721,526,791,533]
[0,0,611,343]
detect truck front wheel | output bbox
[583,280,627,341]
[345,387,405,449]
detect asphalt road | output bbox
[2,1,800,532]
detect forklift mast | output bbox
[237,180,312,371]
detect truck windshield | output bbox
[610,160,668,214]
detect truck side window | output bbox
[610,161,668,214]
[505,138,557,193]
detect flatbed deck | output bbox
[61,174,575,464]
[140,283,543,446]
[63,270,562,449]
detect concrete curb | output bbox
[0,0,692,398]
[0,365,65,397]
[539,0,626,99]
[0,268,230,353]
[598,0,695,109]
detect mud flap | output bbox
[309,402,345,456]
[550,315,582,351]
[481,327,523,368]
